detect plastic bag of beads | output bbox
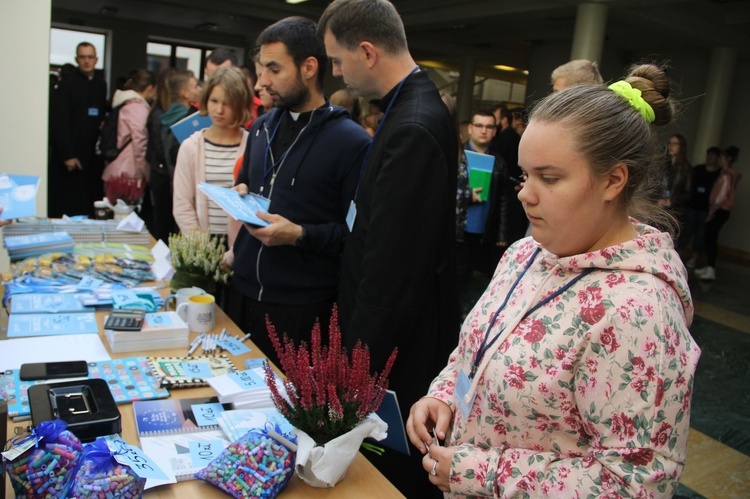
[196,426,297,498]
[2,419,82,498]
[67,438,146,498]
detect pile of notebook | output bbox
[206,360,282,410]
[4,231,74,260]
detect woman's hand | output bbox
[406,396,452,454]
[422,444,456,493]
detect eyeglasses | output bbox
[471,123,497,130]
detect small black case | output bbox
[28,378,122,442]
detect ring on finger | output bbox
[430,460,438,476]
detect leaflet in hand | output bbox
[0,173,39,219]
[197,182,270,227]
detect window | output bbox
[147,41,236,80]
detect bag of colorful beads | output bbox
[196,425,297,498]
[2,419,82,498]
[66,438,146,498]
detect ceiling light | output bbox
[494,65,518,72]
[286,0,310,4]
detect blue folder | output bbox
[170,113,212,143]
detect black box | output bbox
[28,378,121,442]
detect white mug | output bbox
[176,294,216,333]
[164,287,206,310]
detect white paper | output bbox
[116,211,146,232]
[151,239,170,261]
[0,334,111,371]
[295,413,388,488]
[151,258,175,281]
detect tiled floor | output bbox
[462,255,750,498]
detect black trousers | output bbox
[225,286,334,369]
[705,209,730,267]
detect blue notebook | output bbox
[10,293,90,314]
[170,113,212,143]
[367,390,410,456]
[197,182,270,227]
[0,173,39,219]
[4,231,74,251]
[7,312,99,337]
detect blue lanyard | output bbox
[469,248,595,379]
[262,113,288,185]
[354,65,420,199]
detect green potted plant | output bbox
[168,229,230,293]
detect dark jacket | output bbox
[50,69,107,163]
[232,104,370,305]
[337,70,459,419]
[488,125,526,244]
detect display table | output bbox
[1,292,404,498]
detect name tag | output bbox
[346,201,357,232]
[455,369,475,420]
[88,107,99,117]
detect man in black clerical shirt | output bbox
[228,17,370,369]
[319,2,458,497]
[49,42,107,217]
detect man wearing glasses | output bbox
[462,110,501,276]
[49,42,107,217]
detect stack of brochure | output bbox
[206,364,282,410]
[105,312,189,353]
[4,231,74,260]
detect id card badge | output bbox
[346,200,357,232]
[455,369,476,420]
[87,107,99,117]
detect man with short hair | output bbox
[204,47,238,79]
[319,1,458,496]
[229,17,370,369]
[49,42,107,217]
[550,59,603,92]
[462,110,499,276]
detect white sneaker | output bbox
[696,266,715,280]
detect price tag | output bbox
[110,441,169,480]
[183,361,213,379]
[77,276,104,290]
[1,438,35,462]
[228,369,265,390]
[217,337,251,356]
[145,313,173,327]
[189,440,225,468]
[191,402,226,427]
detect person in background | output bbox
[696,146,742,281]
[102,69,156,182]
[550,59,604,92]
[677,146,721,268]
[319,1,458,496]
[204,47,238,79]
[330,87,362,123]
[408,63,700,498]
[49,41,107,217]
[147,69,200,241]
[173,67,249,235]
[239,62,263,128]
[228,16,370,369]
[662,134,692,212]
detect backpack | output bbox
[96,103,132,162]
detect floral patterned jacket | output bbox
[427,222,700,498]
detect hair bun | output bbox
[624,64,674,126]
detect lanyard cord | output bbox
[261,108,317,192]
[470,248,595,379]
[354,65,419,199]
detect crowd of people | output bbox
[36,0,733,496]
